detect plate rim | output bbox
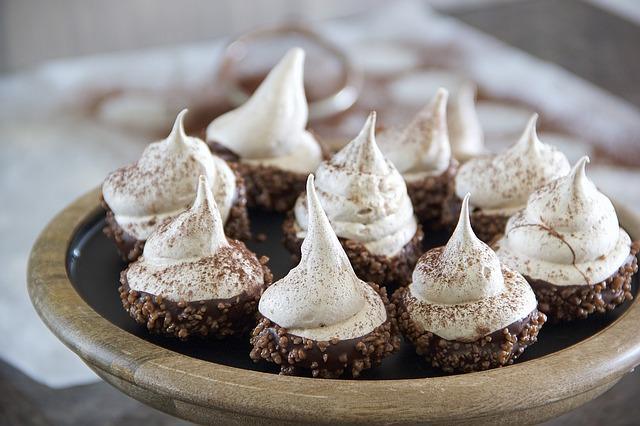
[27,187,640,424]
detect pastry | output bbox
[455,113,570,243]
[448,82,485,162]
[206,47,326,212]
[283,111,423,286]
[394,194,545,373]
[377,88,460,230]
[102,109,249,262]
[251,175,400,378]
[120,176,271,339]
[494,156,639,322]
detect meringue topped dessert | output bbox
[393,194,546,373]
[448,82,485,162]
[377,88,460,230]
[120,176,272,339]
[455,113,570,243]
[495,156,639,322]
[206,47,325,212]
[102,109,250,261]
[283,111,423,286]
[251,175,400,378]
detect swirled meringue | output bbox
[259,175,387,341]
[406,194,537,341]
[449,82,485,161]
[206,47,323,174]
[378,88,452,182]
[455,114,570,215]
[126,176,264,302]
[494,156,632,286]
[293,112,418,257]
[103,109,236,240]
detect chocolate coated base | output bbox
[119,246,272,340]
[393,287,546,373]
[249,283,401,378]
[282,212,424,287]
[470,209,511,244]
[406,161,460,231]
[528,242,639,323]
[209,139,330,213]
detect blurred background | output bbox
[2,0,640,425]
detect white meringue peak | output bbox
[378,88,452,181]
[449,82,485,161]
[102,109,237,240]
[455,113,570,214]
[407,193,538,341]
[143,176,229,262]
[205,47,322,173]
[294,112,418,257]
[330,111,390,175]
[259,175,387,341]
[126,176,264,302]
[495,156,632,286]
[413,194,505,304]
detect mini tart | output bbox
[377,89,459,231]
[495,157,640,322]
[455,114,570,243]
[102,109,250,262]
[250,282,400,378]
[119,176,271,340]
[103,165,249,262]
[250,175,401,378]
[282,211,423,287]
[394,194,544,373]
[205,48,324,212]
[288,112,422,286]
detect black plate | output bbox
[67,209,638,380]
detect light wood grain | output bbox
[27,187,640,425]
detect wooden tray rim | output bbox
[27,187,640,424]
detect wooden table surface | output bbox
[6,1,640,425]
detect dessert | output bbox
[377,88,460,230]
[283,111,423,287]
[393,194,545,373]
[494,156,639,322]
[206,47,326,212]
[448,82,485,162]
[251,175,401,378]
[102,109,249,262]
[455,114,570,243]
[119,176,272,339]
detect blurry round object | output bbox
[538,132,593,164]
[476,101,533,139]
[388,70,464,106]
[348,41,420,77]
[97,91,177,135]
[218,24,361,121]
